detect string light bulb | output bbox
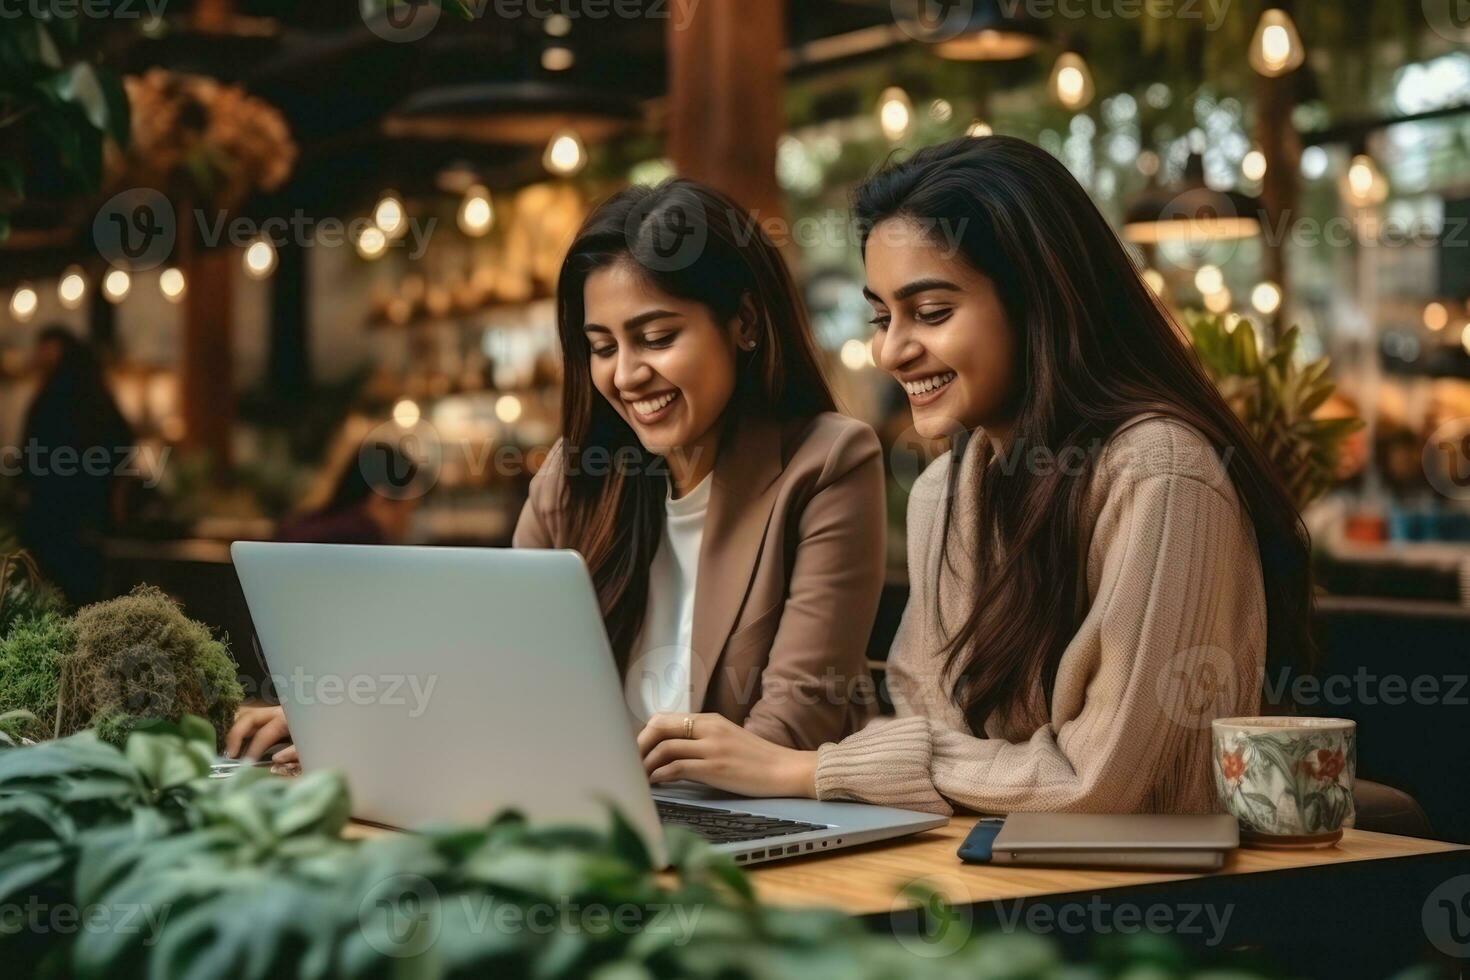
[1249,9,1305,78]
[58,266,87,309]
[495,394,523,423]
[541,46,574,71]
[543,129,587,176]
[102,268,131,302]
[9,283,38,322]
[1195,265,1225,296]
[458,185,494,237]
[356,225,388,260]
[1343,154,1389,208]
[1242,150,1268,182]
[244,240,277,279]
[877,87,913,142]
[373,192,407,240]
[1251,282,1283,316]
[392,399,421,428]
[1049,52,1095,111]
[159,267,187,301]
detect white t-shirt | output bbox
[623,472,712,722]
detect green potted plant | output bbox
[1185,311,1362,510]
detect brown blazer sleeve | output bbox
[512,440,563,549]
[742,421,886,749]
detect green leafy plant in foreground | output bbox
[0,718,1287,980]
[1185,311,1363,510]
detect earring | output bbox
[741,338,757,350]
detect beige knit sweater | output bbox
[815,416,1267,816]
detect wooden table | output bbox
[348,815,1469,975]
[736,817,1468,978]
[738,816,1466,915]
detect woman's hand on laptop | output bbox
[226,705,293,761]
[638,713,818,799]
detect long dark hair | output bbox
[853,136,1312,734]
[555,179,835,665]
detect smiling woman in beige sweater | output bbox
[638,136,1314,816]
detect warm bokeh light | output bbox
[966,119,993,138]
[58,267,87,309]
[1242,150,1268,182]
[103,268,131,302]
[374,192,407,239]
[543,129,587,176]
[1195,265,1225,296]
[1249,9,1305,77]
[9,284,38,322]
[877,87,912,142]
[541,46,574,71]
[840,338,869,371]
[1142,269,1166,296]
[1204,288,1232,314]
[392,399,421,428]
[458,186,494,236]
[1424,302,1449,332]
[244,240,278,279]
[1049,52,1095,111]
[495,394,523,423]
[1344,154,1388,207]
[1251,282,1283,316]
[159,267,187,301]
[356,225,388,260]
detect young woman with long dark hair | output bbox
[638,137,1312,815]
[514,179,886,750]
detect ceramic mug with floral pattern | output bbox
[1211,716,1356,848]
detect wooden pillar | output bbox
[666,0,786,222]
[1256,71,1299,337]
[180,233,234,470]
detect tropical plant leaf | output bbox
[0,838,67,902]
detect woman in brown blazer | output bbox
[515,179,886,750]
[225,179,886,761]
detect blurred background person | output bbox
[275,440,422,545]
[18,326,134,605]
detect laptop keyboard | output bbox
[655,800,827,845]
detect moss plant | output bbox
[0,550,67,640]
[0,613,75,742]
[59,587,244,749]
[0,585,245,750]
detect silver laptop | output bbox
[230,541,946,866]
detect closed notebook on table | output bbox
[989,813,1239,871]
